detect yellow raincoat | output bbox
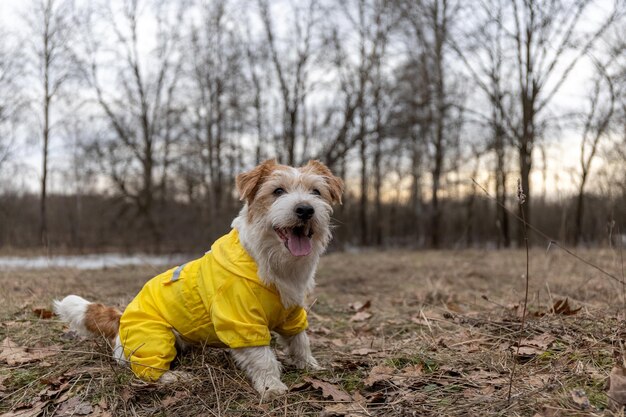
[118,228,308,381]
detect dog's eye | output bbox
[273,188,286,196]
[312,189,321,196]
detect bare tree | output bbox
[503,0,618,244]
[185,0,247,237]
[390,54,431,243]
[451,0,512,247]
[573,64,615,245]
[399,0,463,248]
[317,24,366,171]
[258,0,317,166]
[23,0,76,247]
[0,29,23,172]
[242,13,270,165]
[333,0,393,245]
[82,0,186,247]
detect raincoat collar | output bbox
[211,228,276,292]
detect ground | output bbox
[1,248,626,416]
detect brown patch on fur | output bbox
[236,159,278,204]
[247,182,277,223]
[84,303,122,342]
[302,160,344,204]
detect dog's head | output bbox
[236,159,344,258]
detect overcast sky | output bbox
[0,0,620,199]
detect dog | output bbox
[53,159,343,398]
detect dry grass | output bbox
[2,248,626,416]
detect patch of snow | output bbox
[0,253,192,270]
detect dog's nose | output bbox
[295,204,315,220]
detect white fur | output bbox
[280,331,321,370]
[230,346,287,399]
[53,295,92,337]
[112,334,125,365]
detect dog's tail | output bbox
[53,295,121,342]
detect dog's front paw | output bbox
[254,378,288,400]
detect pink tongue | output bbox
[287,231,312,256]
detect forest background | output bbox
[1,0,625,252]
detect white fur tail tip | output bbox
[53,295,92,336]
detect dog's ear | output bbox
[236,159,277,204]
[304,160,344,205]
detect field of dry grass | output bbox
[2,247,626,416]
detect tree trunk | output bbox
[410,134,422,243]
[40,14,51,248]
[573,171,587,246]
[430,157,442,248]
[359,121,368,246]
[40,96,49,248]
[373,99,383,246]
[494,124,509,248]
[287,108,297,166]
[430,0,447,249]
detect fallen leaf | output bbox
[161,390,189,407]
[54,389,73,405]
[391,365,425,387]
[308,311,331,322]
[608,366,626,411]
[349,300,371,312]
[364,391,387,404]
[513,333,555,357]
[2,321,26,328]
[399,364,423,378]
[97,396,108,410]
[516,346,545,356]
[289,381,310,392]
[520,298,582,318]
[349,311,372,322]
[0,338,60,365]
[331,358,369,370]
[350,347,378,356]
[55,396,93,416]
[62,366,104,378]
[468,369,508,386]
[311,326,332,335]
[120,387,134,403]
[444,301,464,313]
[531,406,562,417]
[320,402,364,417]
[89,406,113,417]
[351,390,367,406]
[0,400,48,417]
[524,333,555,348]
[331,339,346,347]
[0,374,8,392]
[303,377,352,402]
[570,389,590,409]
[551,298,581,315]
[32,307,54,319]
[364,365,395,387]
[39,381,71,400]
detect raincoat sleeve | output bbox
[275,306,308,337]
[211,280,271,348]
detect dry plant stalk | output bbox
[507,179,530,403]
